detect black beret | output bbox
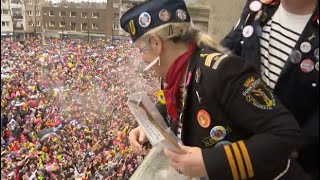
[120,0,191,42]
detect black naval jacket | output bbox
[221,0,319,176]
[160,47,306,180]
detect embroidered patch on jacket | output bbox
[242,77,276,110]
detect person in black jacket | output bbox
[121,0,306,179]
[221,0,319,179]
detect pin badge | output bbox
[242,25,254,38]
[197,110,211,128]
[214,141,232,148]
[128,20,136,35]
[300,42,312,53]
[300,59,315,73]
[289,50,302,64]
[159,9,171,22]
[195,68,202,83]
[315,62,319,71]
[260,0,273,5]
[210,126,227,141]
[314,48,319,61]
[249,1,263,12]
[139,12,152,28]
[176,9,187,21]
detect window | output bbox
[28,10,33,16]
[92,12,99,18]
[1,21,10,27]
[36,10,40,16]
[36,21,40,26]
[49,21,55,27]
[49,11,54,16]
[1,10,9,15]
[81,12,87,18]
[59,22,66,27]
[113,14,119,19]
[28,0,32,5]
[70,22,76,31]
[92,23,98,29]
[70,12,76,17]
[81,23,87,31]
[113,24,119,30]
[28,21,33,26]
[60,11,65,17]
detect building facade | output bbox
[186,0,211,32]
[24,0,46,36]
[42,1,114,39]
[1,0,25,38]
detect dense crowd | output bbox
[1,37,159,179]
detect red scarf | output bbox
[164,43,197,121]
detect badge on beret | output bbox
[139,12,152,28]
[210,126,227,141]
[289,50,302,64]
[159,9,171,22]
[197,110,211,128]
[242,77,276,110]
[300,59,314,73]
[128,20,136,35]
[176,9,187,21]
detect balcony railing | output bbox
[13,26,24,30]
[13,14,23,19]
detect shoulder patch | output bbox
[242,77,276,110]
[200,53,229,69]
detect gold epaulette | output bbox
[200,52,229,70]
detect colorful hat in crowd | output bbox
[120,0,191,42]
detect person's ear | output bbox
[149,34,163,55]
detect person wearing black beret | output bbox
[121,0,309,179]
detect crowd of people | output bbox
[1,37,160,179]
